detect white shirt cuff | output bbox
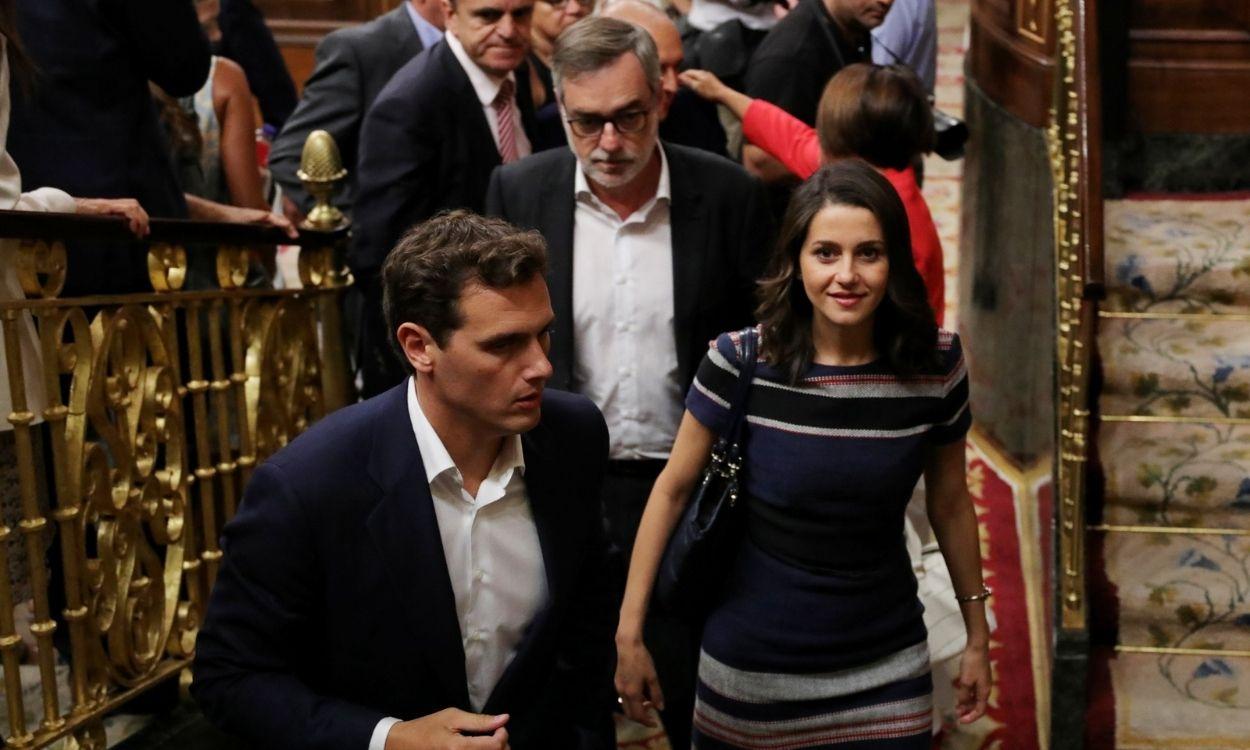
[369,717,401,750]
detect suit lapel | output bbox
[365,386,471,710]
[540,154,578,391]
[482,425,563,713]
[664,143,707,385]
[436,43,503,171]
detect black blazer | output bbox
[8,0,210,294]
[217,0,298,128]
[353,41,538,276]
[192,385,617,750]
[270,6,426,213]
[484,143,774,392]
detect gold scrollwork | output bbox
[146,244,188,292]
[244,299,324,458]
[215,245,251,290]
[297,246,336,289]
[81,306,187,686]
[15,239,68,299]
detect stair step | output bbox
[1099,422,1250,528]
[1099,318,1250,420]
[1104,199,1250,315]
[1103,532,1250,653]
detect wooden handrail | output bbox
[0,209,348,247]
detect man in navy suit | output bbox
[193,211,616,750]
[353,0,539,398]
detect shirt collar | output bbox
[445,31,515,107]
[574,142,670,213]
[406,378,526,491]
[403,1,445,51]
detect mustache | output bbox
[589,151,634,163]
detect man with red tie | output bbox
[354,0,540,397]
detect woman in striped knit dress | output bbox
[615,160,991,748]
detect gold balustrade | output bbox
[0,210,351,748]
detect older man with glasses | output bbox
[485,16,773,748]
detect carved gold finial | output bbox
[297,130,348,231]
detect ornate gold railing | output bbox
[0,212,350,748]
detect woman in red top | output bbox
[682,64,946,324]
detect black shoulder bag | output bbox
[653,329,758,619]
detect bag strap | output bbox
[721,328,759,446]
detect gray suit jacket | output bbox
[269,7,425,213]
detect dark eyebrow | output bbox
[479,317,555,348]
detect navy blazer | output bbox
[269,6,426,214]
[193,385,617,750]
[353,41,538,277]
[484,143,774,392]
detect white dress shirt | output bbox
[444,32,532,159]
[572,147,684,460]
[369,379,548,750]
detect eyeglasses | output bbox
[565,109,649,138]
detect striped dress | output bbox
[684,326,971,749]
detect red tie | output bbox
[492,79,520,164]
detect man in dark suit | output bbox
[485,17,772,748]
[193,211,616,750]
[353,0,539,397]
[7,0,210,294]
[269,0,445,216]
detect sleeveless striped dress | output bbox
[684,326,972,749]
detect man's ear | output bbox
[396,322,438,374]
[440,0,456,25]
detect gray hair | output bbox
[552,16,661,98]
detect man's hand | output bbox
[384,709,510,750]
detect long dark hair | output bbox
[0,0,34,90]
[755,160,939,384]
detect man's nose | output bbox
[598,122,622,150]
[496,13,517,38]
[528,346,554,382]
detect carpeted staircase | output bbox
[1091,196,1250,748]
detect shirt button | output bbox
[474,569,487,583]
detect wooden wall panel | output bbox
[967,0,1055,128]
[256,0,400,91]
[1124,0,1250,133]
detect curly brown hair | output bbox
[755,160,939,384]
[382,210,549,363]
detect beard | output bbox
[576,139,657,191]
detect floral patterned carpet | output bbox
[1095,197,1250,748]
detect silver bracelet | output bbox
[956,585,992,603]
